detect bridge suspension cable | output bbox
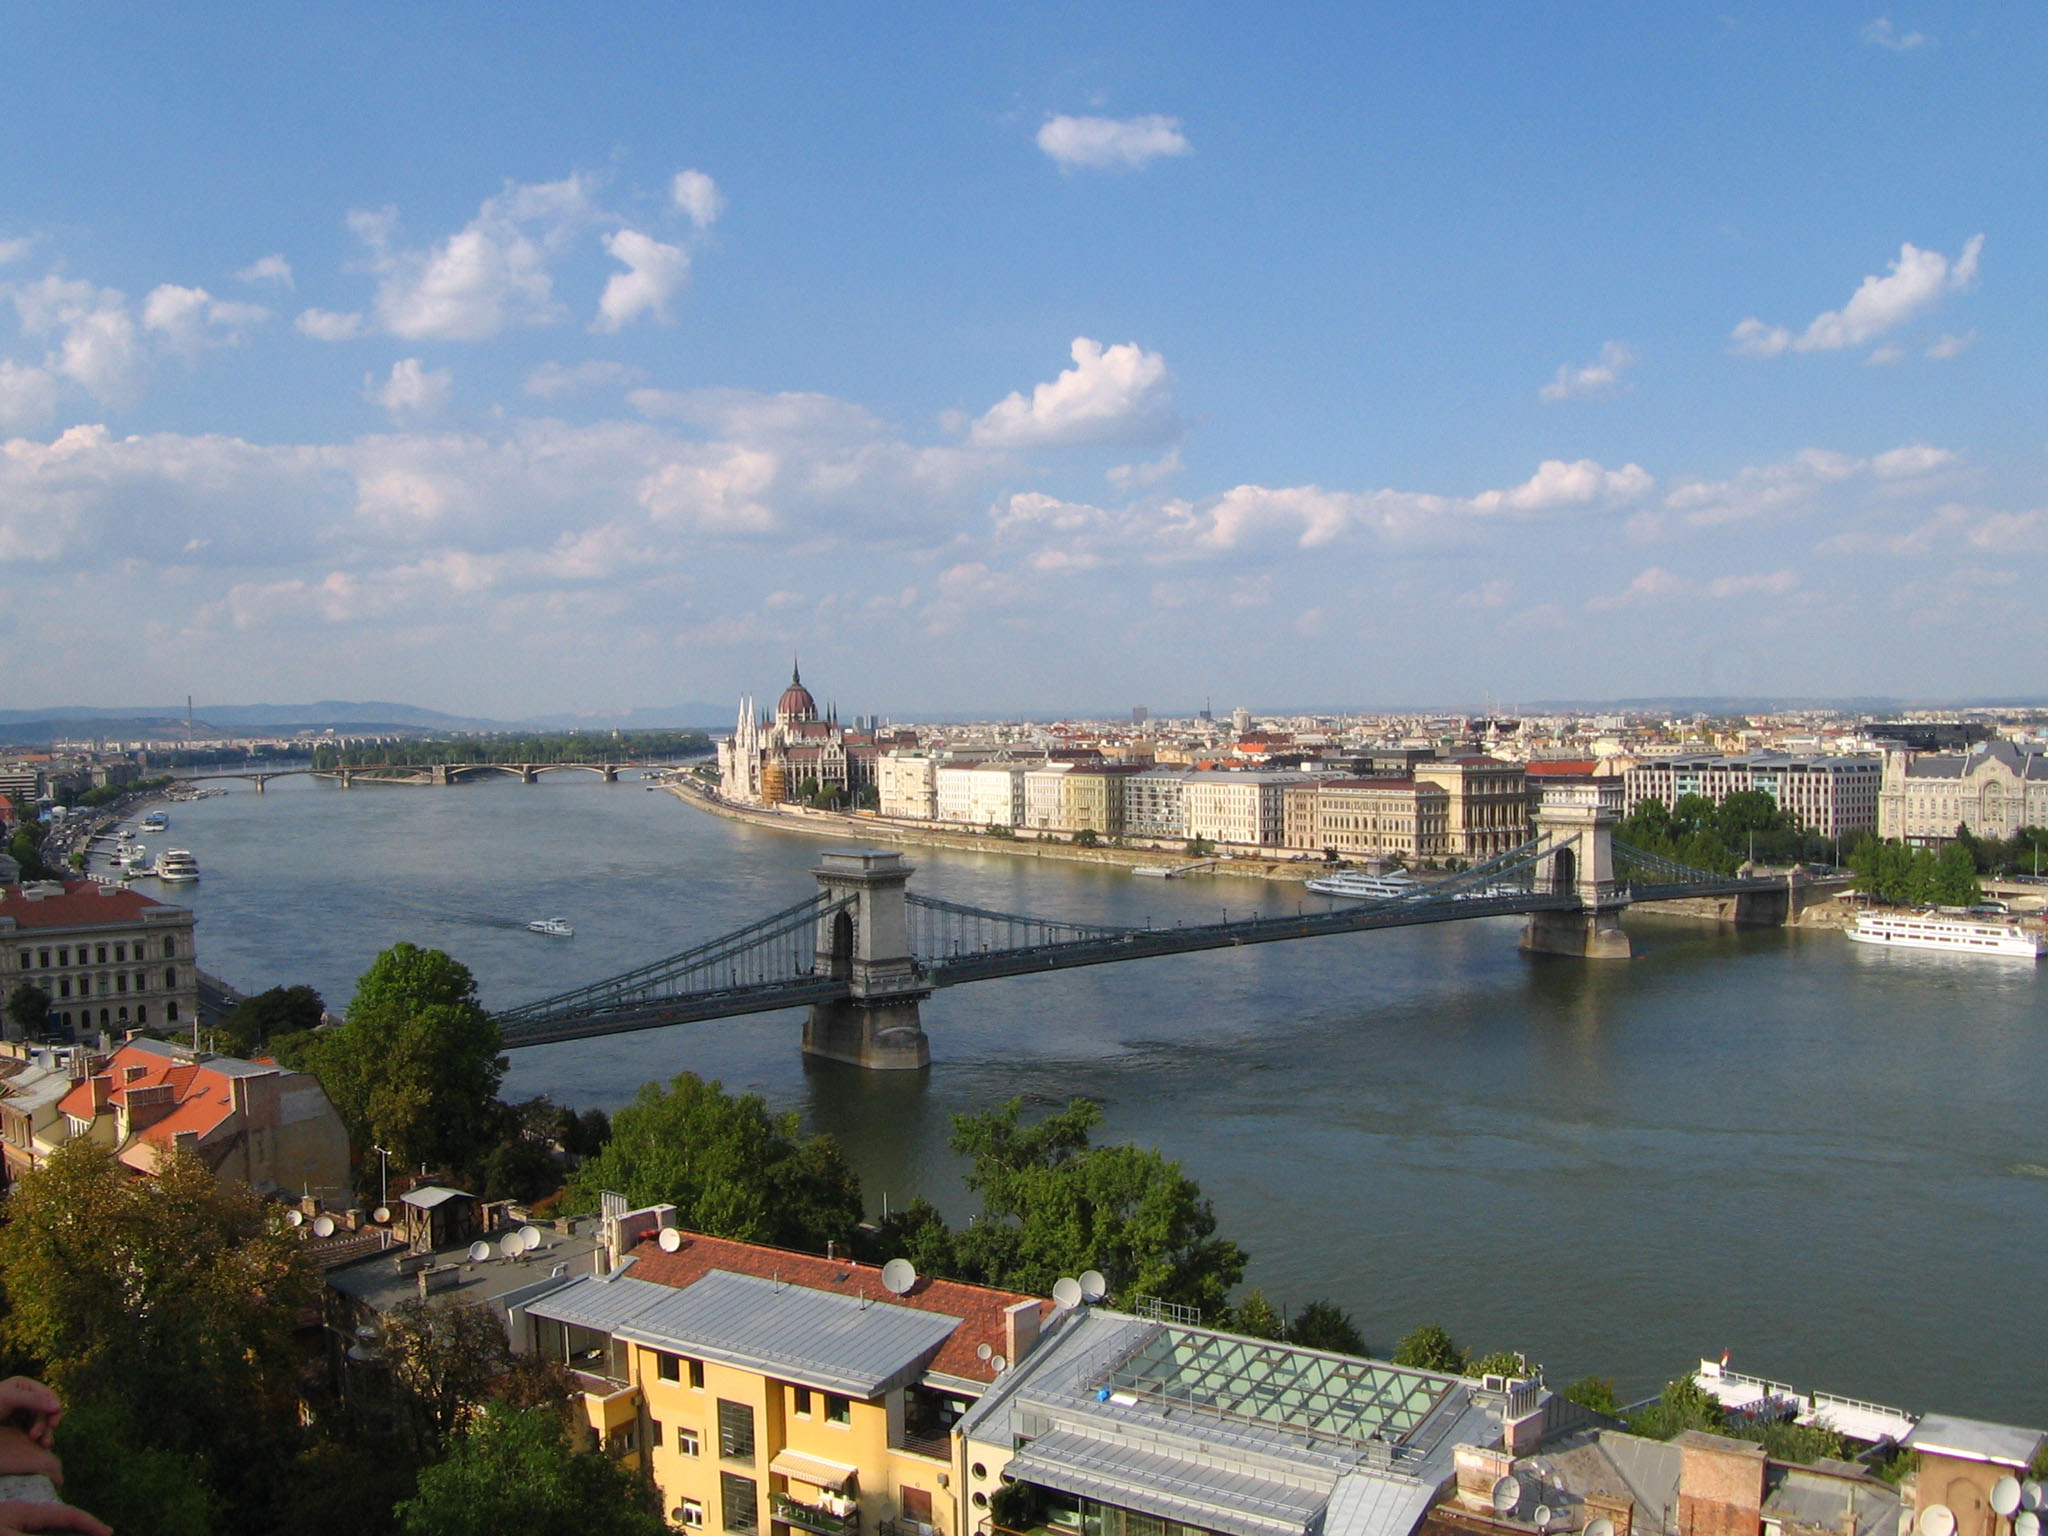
[905,892,1134,961]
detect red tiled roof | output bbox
[57,1041,246,1147]
[626,1229,1049,1385]
[0,881,180,930]
[1526,760,1599,776]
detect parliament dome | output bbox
[776,662,818,723]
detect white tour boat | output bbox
[1304,869,1421,901]
[1848,909,2043,960]
[526,917,575,937]
[141,811,168,832]
[154,849,200,883]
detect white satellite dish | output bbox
[882,1258,917,1295]
[285,1209,305,1227]
[499,1233,524,1260]
[467,1240,491,1263]
[1919,1505,1957,1536]
[1052,1277,1084,1310]
[1078,1270,1107,1302]
[658,1227,683,1252]
[976,1343,993,1362]
[1994,1481,2024,1519]
[990,1354,1006,1373]
[1490,1476,1521,1517]
[1586,1519,1615,1536]
[1534,1508,1553,1531]
[519,1224,543,1251]
[312,1214,336,1238]
[2024,1484,2046,1514]
[2016,1514,2041,1536]
[372,1205,391,1225]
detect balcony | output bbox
[774,1493,860,1536]
[892,1427,950,1461]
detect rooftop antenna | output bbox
[658,1227,683,1253]
[1078,1270,1107,1304]
[881,1258,916,1296]
[1052,1277,1084,1310]
[1918,1507,1957,1536]
[1489,1477,1520,1519]
[1992,1481,2022,1520]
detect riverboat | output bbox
[140,811,168,832]
[526,917,575,937]
[1848,909,2043,959]
[155,849,200,883]
[1304,869,1420,901]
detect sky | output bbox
[3,4,2045,720]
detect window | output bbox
[56,948,67,967]
[717,1399,755,1461]
[794,1387,812,1417]
[677,1427,701,1457]
[162,937,176,958]
[650,1419,665,1448]
[677,1500,705,1529]
[690,1358,705,1389]
[95,945,106,964]
[607,1424,638,1455]
[114,943,126,963]
[167,1002,179,1022]
[657,1351,681,1382]
[58,979,69,999]
[901,1488,933,1523]
[721,1472,758,1532]
[824,1394,850,1426]
[37,950,49,968]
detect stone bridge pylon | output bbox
[1521,780,1633,960]
[803,850,932,1070]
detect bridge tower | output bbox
[803,849,931,1070]
[1520,779,1632,960]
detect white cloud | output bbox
[971,337,1175,448]
[1706,568,1801,598]
[1926,330,1976,359]
[1468,458,1653,515]
[0,237,34,265]
[0,360,58,433]
[1589,567,1687,609]
[10,275,141,403]
[1862,16,1931,50]
[1539,340,1635,402]
[524,360,645,399]
[1036,114,1192,171]
[1107,448,1183,491]
[367,358,453,421]
[671,170,724,231]
[296,308,367,341]
[1871,443,1955,479]
[142,284,270,352]
[594,229,691,332]
[347,176,596,342]
[1733,235,1984,357]
[1865,344,1906,366]
[235,254,295,289]
[1967,511,2048,554]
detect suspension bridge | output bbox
[495,782,1834,1069]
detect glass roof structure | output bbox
[1105,1327,1457,1448]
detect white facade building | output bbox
[1124,771,1192,840]
[1022,764,1072,831]
[1185,770,1307,848]
[935,763,1027,827]
[876,751,938,821]
[1879,740,2048,846]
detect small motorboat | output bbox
[526,917,575,937]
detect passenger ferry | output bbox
[155,849,200,883]
[526,916,574,937]
[1304,869,1421,901]
[1848,909,2044,960]
[140,811,168,832]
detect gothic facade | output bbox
[716,663,904,806]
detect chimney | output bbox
[1454,1445,1516,1515]
[1676,1431,1766,1536]
[123,1082,180,1134]
[89,1075,112,1113]
[1003,1298,1041,1365]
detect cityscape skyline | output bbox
[5,5,2045,716]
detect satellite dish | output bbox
[976,1343,993,1362]
[1919,1506,1957,1536]
[658,1227,683,1253]
[1587,1519,1615,1536]
[1995,1481,2024,1518]
[990,1354,1006,1373]
[1052,1277,1084,1310]
[2024,1484,2046,1514]
[881,1258,917,1295]
[2017,1514,2041,1536]
[499,1233,524,1260]
[312,1214,336,1238]
[1078,1270,1107,1302]
[1534,1509,1553,1531]
[467,1240,491,1263]
[372,1205,391,1224]
[285,1209,305,1227]
[1491,1476,1521,1517]
[519,1224,543,1251]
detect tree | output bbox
[6,981,51,1036]
[1074,828,1100,848]
[567,1073,863,1252]
[1226,1290,1284,1340]
[1931,839,1983,907]
[1563,1376,1622,1416]
[52,1400,217,1536]
[1625,1374,1726,1440]
[1466,1349,1528,1379]
[216,983,324,1058]
[945,1098,1246,1314]
[309,944,505,1176]
[1284,1300,1367,1356]
[0,1141,315,1530]
[381,1299,514,1454]
[397,1404,665,1536]
[860,1196,958,1278]
[1392,1323,1465,1373]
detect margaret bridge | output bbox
[494,782,1837,1070]
[186,760,664,791]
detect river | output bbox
[125,771,2048,1424]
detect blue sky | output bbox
[4,4,2043,718]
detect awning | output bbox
[769,1450,860,1491]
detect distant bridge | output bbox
[185,760,679,792]
[495,782,1833,1069]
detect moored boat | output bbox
[155,849,200,883]
[1304,869,1421,901]
[1848,908,2043,959]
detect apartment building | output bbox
[1878,739,2048,846]
[1185,771,1307,848]
[1059,765,1140,838]
[1022,764,1073,831]
[876,753,939,822]
[1627,752,1882,839]
[1124,771,1192,841]
[512,1219,1046,1536]
[935,763,1028,827]
[0,880,199,1039]
[1282,778,1450,860]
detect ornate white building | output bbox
[1878,739,2048,846]
[716,663,899,807]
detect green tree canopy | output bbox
[1625,1374,1727,1439]
[1563,1376,1622,1416]
[381,1298,515,1455]
[1226,1289,1285,1340]
[566,1073,863,1252]
[1392,1323,1465,1373]
[6,981,51,1036]
[1284,1300,1368,1356]
[216,983,325,1059]
[309,943,505,1175]
[397,1404,666,1536]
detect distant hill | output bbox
[515,704,732,731]
[0,699,730,748]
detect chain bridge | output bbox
[496,783,1832,1069]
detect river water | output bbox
[130,772,2048,1424]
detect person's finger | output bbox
[0,1380,61,1421]
[0,1429,62,1482]
[0,1499,113,1536]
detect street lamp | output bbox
[371,1145,390,1214]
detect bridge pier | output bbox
[521,766,538,784]
[603,765,619,783]
[1520,780,1633,961]
[805,850,930,1070]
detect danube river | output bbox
[138,772,2048,1423]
